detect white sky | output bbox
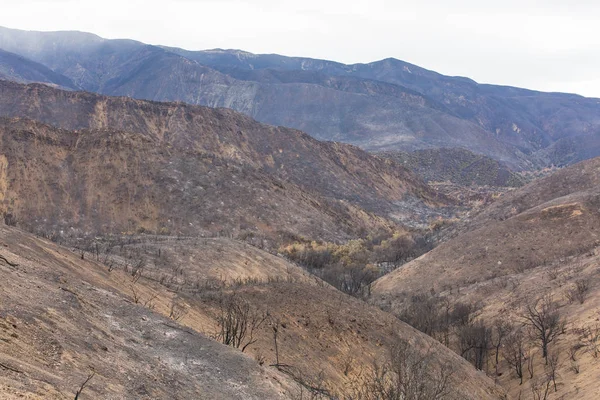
[0,0,599,97]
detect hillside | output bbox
[371,156,600,399]
[465,157,600,231]
[0,225,505,399]
[0,81,448,242]
[381,148,526,187]
[372,156,600,300]
[0,225,298,399]
[1,27,599,168]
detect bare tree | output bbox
[457,320,491,371]
[450,301,476,328]
[74,371,95,399]
[583,324,600,358]
[340,265,376,297]
[527,350,535,379]
[503,328,526,385]
[143,292,159,310]
[491,319,511,376]
[131,258,145,283]
[568,345,580,362]
[545,350,560,392]
[358,339,454,400]
[565,280,590,305]
[569,344,581,374]
[168,297,188,322]
[398,296,476,347]
[530,376,551,400]
[268,316,282,367]
[398,294,443,338]
[130,284,141,304]
[216,293,267,353]
[522,295,566,360]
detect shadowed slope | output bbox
[0,81,448,240]
[0,49,77,89]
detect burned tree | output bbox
[523,295,565,360]
[457,320,491,371]
[491,319,511,376]
[503,328,526,385]
[360,339,454,400]
[216,293,267,353]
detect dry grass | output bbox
[0,225,298,399]
[372,157,600,399]
[0,225,504,399]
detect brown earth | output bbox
[0,225,505,399]
[0,225,298,399]
[0,80,448,242]
[372,156,600,399]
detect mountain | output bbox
[0,48,77,89]
[0,80,447,242]
[2,27,600,169]
[0,78,506,398]
[175,49,600,166]
[371,156,600,399]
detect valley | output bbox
[0,24,598,400]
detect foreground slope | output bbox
[0,225,296,399]
[0,224,505,399]
[0,81,445,240]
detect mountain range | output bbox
[1,26,600,169]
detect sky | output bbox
[0,0,599,97]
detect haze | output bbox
[1,0,599,97]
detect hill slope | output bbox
[0,224,505,399]
[371,157,600,399]
[0,225,297,399]
[381,148,526,187]
[0,81,448,241]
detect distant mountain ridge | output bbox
[0,26,599,169]
[0,48,78,89]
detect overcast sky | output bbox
[0,0,599,97]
